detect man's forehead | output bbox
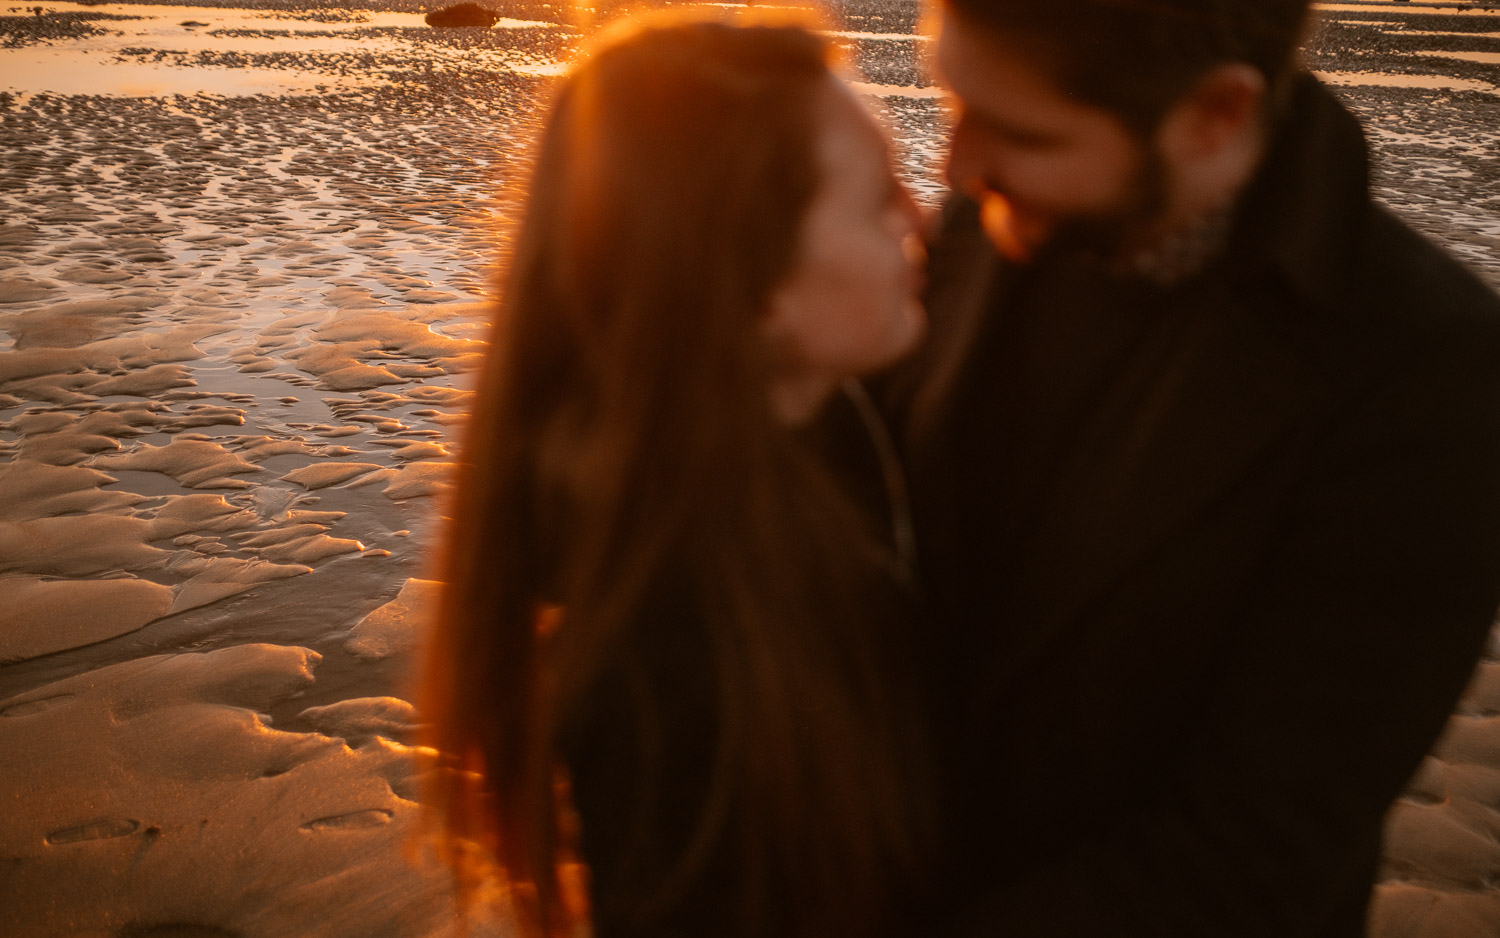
[934,10,1054,96]
[934,13,1117,135]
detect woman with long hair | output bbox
[419,14,930,937]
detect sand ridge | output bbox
[0,11,527,929]
[0,643,513,937]
[0,70,513,668]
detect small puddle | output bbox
[850,81,944,99]
[825,30,930,42]
[1383,28,1500,36]
[1314,68,1500,92]
[1416,48,1500,63]
[3,47,379,95]
[507,60,568,77]
[6,2,553,33]
[1315,3,1500,15]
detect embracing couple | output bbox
[418,1,1500,935]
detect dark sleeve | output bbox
[958,320,1500,935]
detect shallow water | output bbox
[1315,68,1500,91]
[1,1,569,95]
[1417,48,1500,64]
[0,2,946,96]
[1315,2,1500,15]
[0,25,523,919]
[3,46,374,93]
[1390,28,1500,37]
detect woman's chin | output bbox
[883,299,928,369]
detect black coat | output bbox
[889,75,1500,936]
[564,394,930,938]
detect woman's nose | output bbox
[897,184,923,236]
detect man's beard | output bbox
[1043,149,1171,262]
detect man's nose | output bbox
[944,116,996,200]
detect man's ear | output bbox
[1157,63,1268,163]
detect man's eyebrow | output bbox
[961,105,1065,145]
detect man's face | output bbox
[935,8,1169,260]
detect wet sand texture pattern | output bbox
[0,0,1498,935]
[1373,635,1500,936]
[0,644,511,938]
[2,2,521,929]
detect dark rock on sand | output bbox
[424,3,499,28]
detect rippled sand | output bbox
[0,4,546,931]
[0,1,1496,935]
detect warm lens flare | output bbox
[978,190,1033,264]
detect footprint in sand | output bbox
[0,693,75,718]
[300,809,393,831]
[45,818,142,845]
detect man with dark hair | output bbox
[892,0,1500,933]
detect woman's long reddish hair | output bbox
[419,13,923,936]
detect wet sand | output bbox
[0,1,1497,935]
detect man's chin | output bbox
[976,192,1155,266]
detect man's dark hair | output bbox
[943,0,1315,133]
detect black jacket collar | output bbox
[1231,73,1375,312]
